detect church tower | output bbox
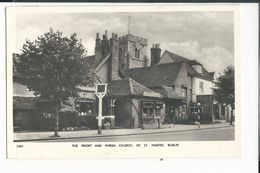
[118,34,149,69]
[117,16,149,69]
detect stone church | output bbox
[13,29,225,131]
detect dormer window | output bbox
[192,64,202,73]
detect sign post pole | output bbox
[97,95,103,134]
[95,83,107,135]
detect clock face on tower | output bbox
[135,42,141,50]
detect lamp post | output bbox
[227,94,234,125]
[223,103,227,122]
[197,102,201,128]
[212,100,217,123]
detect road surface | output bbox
[47,127,234,142]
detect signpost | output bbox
[95,83,108,135]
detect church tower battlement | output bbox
[118,34,149,69]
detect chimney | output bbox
[108,32,120,81]
[101,30,110,58]
[150,43,161,66]
[94,33,102,64]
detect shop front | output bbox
[141,100,164,129]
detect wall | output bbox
[128,41,148,68]
[119,39,129,68]
[130,98,141,128]
[197,95,214,123]
[174,62,193,103]
[119,34,148,69]
[114,98,133,128]
[109,35,120,81]
[192,77,213,102]
[13,109,39,131]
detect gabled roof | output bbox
[124,62,183,88]
[163,50,189,62]
[186,63,214,81]
[161,50,214,81]
[107,78,160,98]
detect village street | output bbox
[14,123,234,142]
[48,126,234,142]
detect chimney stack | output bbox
[108,32,120,81]
[150,43,161,66]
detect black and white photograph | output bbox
[6,5,242,158]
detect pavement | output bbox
[14,122,234,142]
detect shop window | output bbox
[181,105,187,114]
[142,107,154,118]
[75,99,94,116]
[142,101,163,118]
[142,101,155,118]
[190,106,203,114]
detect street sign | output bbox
[95,84,107,95]
[95,83,107,135]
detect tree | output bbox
[15,28,95,136]
[213,65,235,125]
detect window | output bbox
[135,48,140,59]
[199,81,204,94]
[142,102,154,118]
[172,85,175,91]
[181,87,187,97]
[75,99,94,116]
[190,105,203,114]
[181,105,187,114]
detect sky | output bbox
[14,11,234,74]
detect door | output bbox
[169,105,175,123]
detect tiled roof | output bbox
[151,85,184,99]
[163,50,189,62]
[124,62,183,88]
[107,78,160,97]
[186,63,214,80]
[161,50,214,81]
